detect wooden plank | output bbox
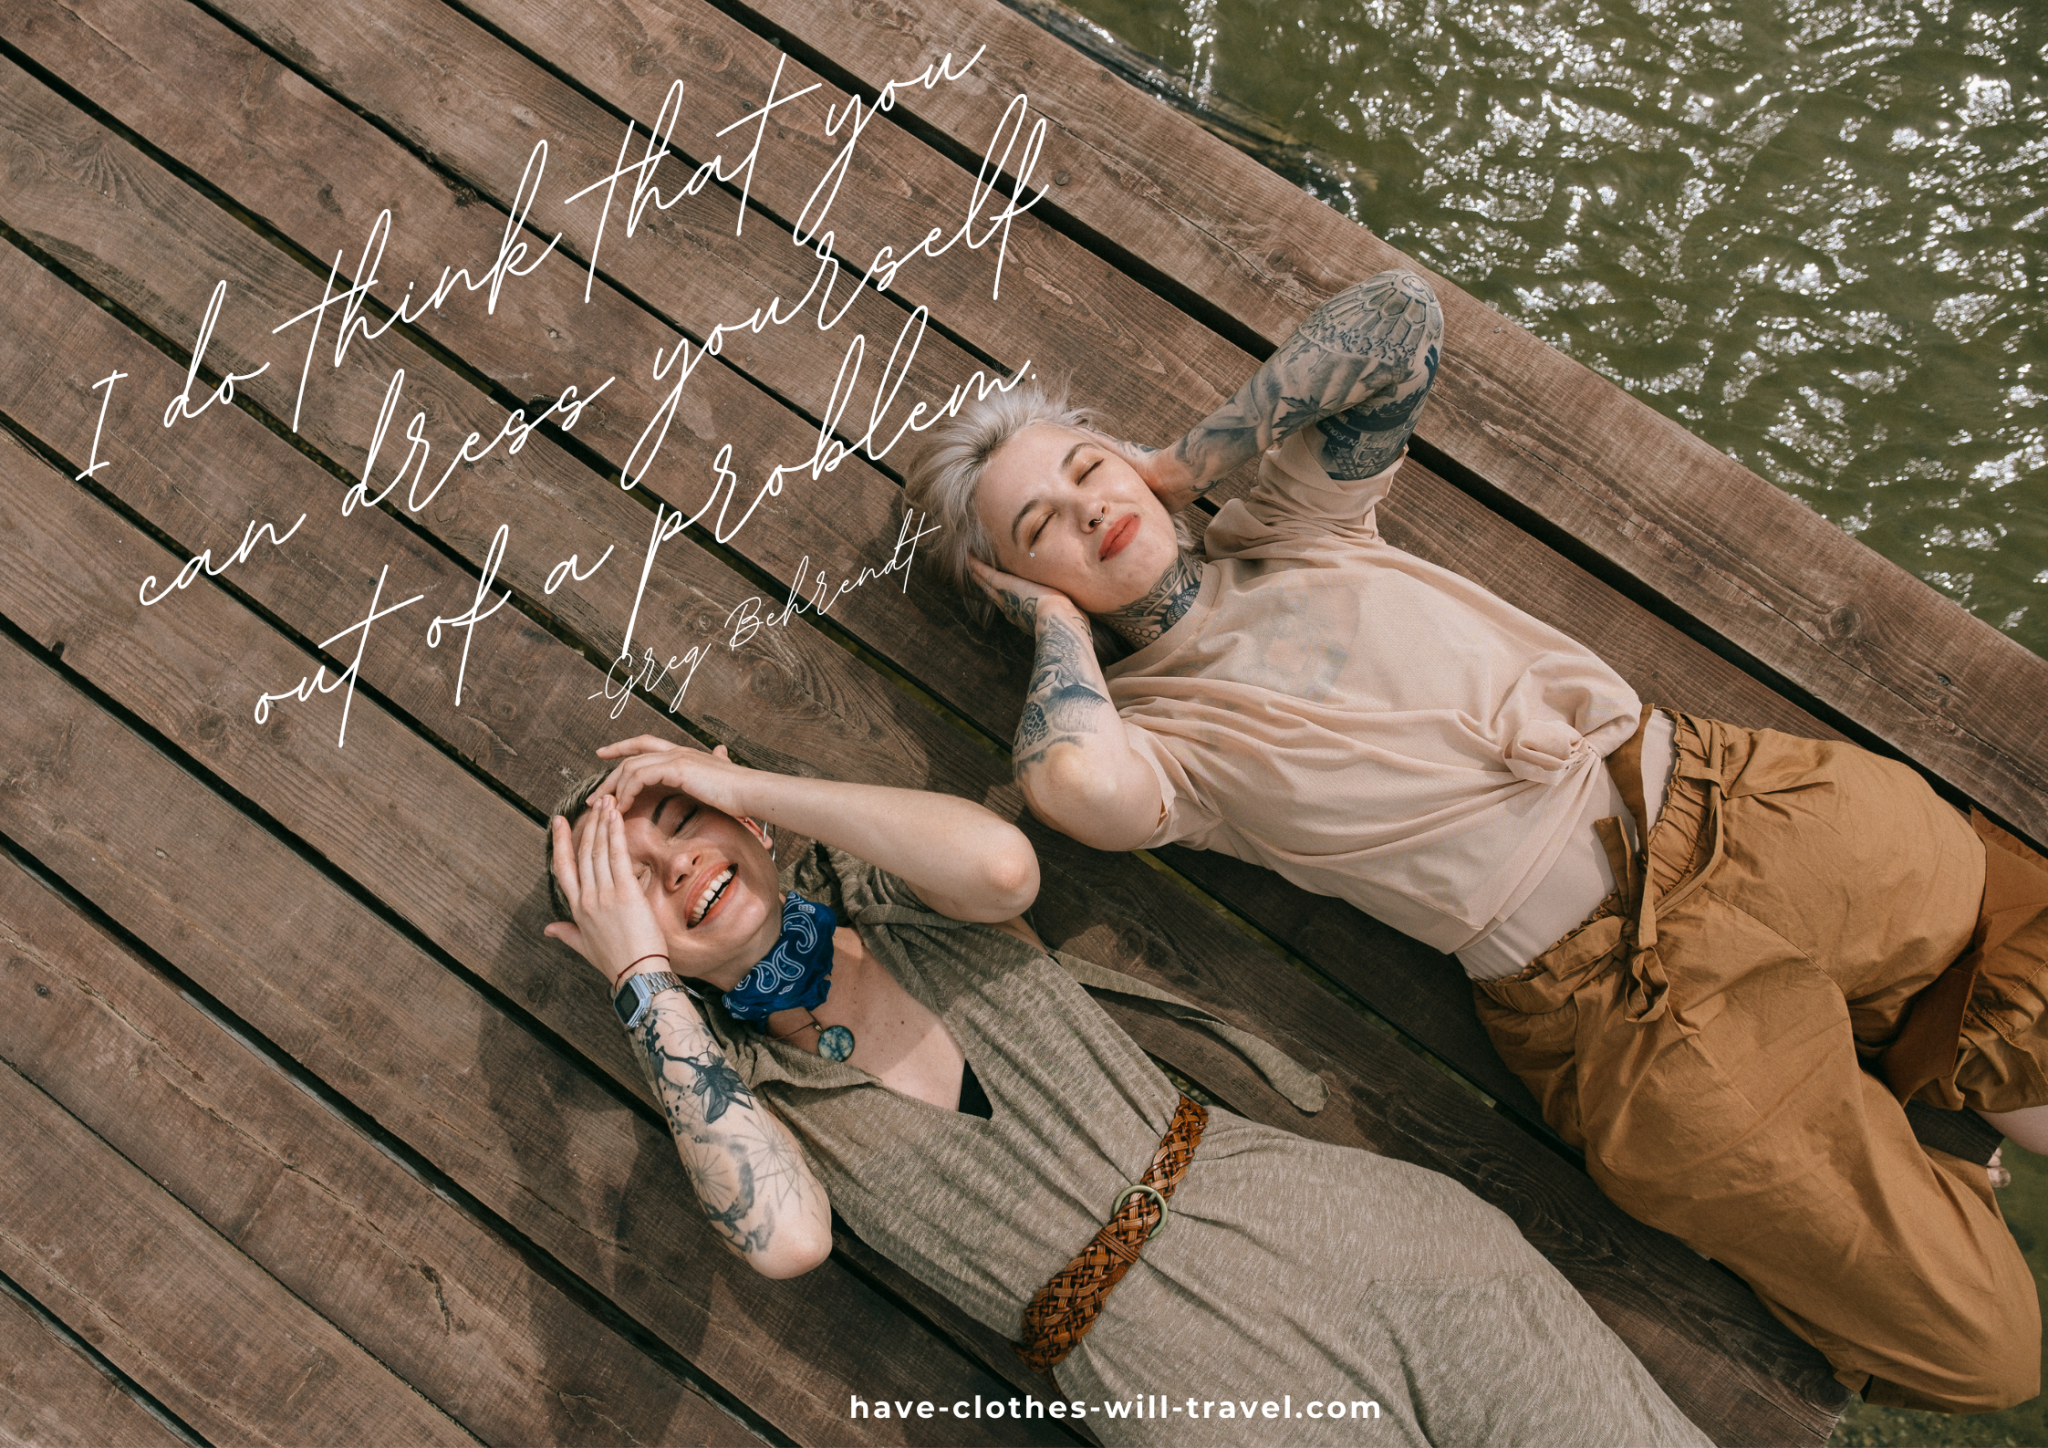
[733,0,2048,846]
[0,63,1844,1436]
[0,46,1009,800]
[0,431,1842,1448]
[0,232,1063,1418]
[0,58,997,1065]
[1,0,1042,706]
[0,1282,185,1448]
[2,0,1839,1130]
[0,129,1062,1428]
[0,851,757,1448]
[0,242,1155,1423]
[195,0,1251,444]
[0,1060,480,1448]
[0,28,1135,1393]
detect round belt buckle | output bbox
[1112,1182,1170,1239]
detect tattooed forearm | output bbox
[1162,270,1442,495]
[635,995,829,1266]
[674,1050,752,1123]
[1100,550,1203,648]
[1014,610,1117,774]
[688,1143,770,1254]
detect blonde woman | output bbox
[904,270,2047,1413]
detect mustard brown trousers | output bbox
[1476,712,2048,1413]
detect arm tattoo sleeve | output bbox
[674,1050,753,1124]
[1014,611,1117,775]
[1166,270,1443,492]
[636,996,822,1258]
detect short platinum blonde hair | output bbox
[902,379,1185,658]
[901,378,1095,623]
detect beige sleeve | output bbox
[1118,713,1228,851]
[1234,429,1395,535]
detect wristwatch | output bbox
[613,970,689,1030]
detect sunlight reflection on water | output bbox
[1060,0,2048,655]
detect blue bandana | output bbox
[721,893,839,1021]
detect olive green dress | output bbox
[703,847,1708,1447]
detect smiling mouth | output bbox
[1098,515,1138,561]
[687,865,735,928]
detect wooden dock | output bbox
[0,0,2040,1443]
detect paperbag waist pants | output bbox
[1475,712,2047,1413]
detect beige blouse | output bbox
[1106,431,1641,954]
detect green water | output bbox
[1049,1,2047,1440]
[1057,0,2048,658]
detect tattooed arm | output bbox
[546,798,831,1277]
[634,991,833,1278]
[970,560,1166,850]
[1136,270,1444,507]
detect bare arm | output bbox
[974,564,1165,851]
[1138,270,1442,507]
[594,741,1041,923]
[547,800,832,1277]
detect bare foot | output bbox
[1988,1147,2011,1191]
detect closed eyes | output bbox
[1028,457,1104,546]
[655,795,699,835]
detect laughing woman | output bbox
[544,735,1707,1446]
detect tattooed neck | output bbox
[1099,550,1203,648]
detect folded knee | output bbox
[1864,1295,2042,1413]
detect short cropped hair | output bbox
[544,769,611,923]
[902,379,1187,660]
[901,379,1095,626]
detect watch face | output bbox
[614,978,642,1028]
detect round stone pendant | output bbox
[816,1024,855,1062]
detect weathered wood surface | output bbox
[0,851,756,1448]
[0,1282,185,1448]
[0,233,1839,1444]
[0,1057,481,1447]
[0,129,1070,1431]
[3,0,1845,1136]
[0,617,1066,1448]
[0,69,1845,1442]
[740,0,2048,849]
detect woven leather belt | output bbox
[1016,1094,1208,1374]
